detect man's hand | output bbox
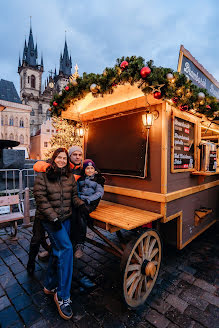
[79,203,89,218]
[52,218,62,231]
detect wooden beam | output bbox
[165,180,219,202]
[104,179,219,203]
[104,185,166,203]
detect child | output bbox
[75,159,104,258]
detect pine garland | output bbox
[50,56,219,118]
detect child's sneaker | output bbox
[54,293,73,320]
[74,244,84,258]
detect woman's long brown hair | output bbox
[46,147,72,179]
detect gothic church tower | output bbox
[18,24,44,136]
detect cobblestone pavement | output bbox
[0,222,218,328]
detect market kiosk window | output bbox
[171,113,196,173]
[86,111,148,178]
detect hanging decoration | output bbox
[120,60,129,70]
[140,66,151,78]
[50,55,219,118]
[166,73,174,81]
[65,86,69,91]
[197,92,205,100]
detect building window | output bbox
[9,133,14,140]
[46,109,51,119]
[20,119,24,127]
[9,117,14,126]
[5,116,8,125]
[46,129,50,132]
[1,117,3,126]
[20,77,22,89]
[38,104,42,114]
[44,142,48,147]
[30,109,35,116]
[28,76,30,83]
[20,135,24,144]
[31,75,36,88]
[31,120,34,125]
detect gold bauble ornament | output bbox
[198,92,205,100]
[90,83,99,93]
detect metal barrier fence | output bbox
[0,168,37,226]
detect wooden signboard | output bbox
[171,114,196,173]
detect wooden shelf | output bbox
[191,171,219,176]
[191,171,219,184]
[194,209,212,226]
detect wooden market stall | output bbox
[60,82,219,307]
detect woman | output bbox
[33,148,88,320]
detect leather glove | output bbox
[79,203,89,218]
[52,218,62,231]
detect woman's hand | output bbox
[52,218,62,231]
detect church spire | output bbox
[59,37,72,76]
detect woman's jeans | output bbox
[42,218,73,300]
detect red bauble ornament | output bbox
[120,61,129,69]
[206,105,211,109]
[112,83,117,87]
[53,101,58,107]
[140,66,151,78]
[180,105,188,111]
[65,86,69,91]
[153,91,162,99]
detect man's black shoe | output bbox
[54,293,73,320]
[27,261,35,275]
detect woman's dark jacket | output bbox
[34,171,84,222]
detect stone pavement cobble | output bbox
[0,222,218,328]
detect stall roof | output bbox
[61,83,162,122]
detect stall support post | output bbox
[23,187,31,227]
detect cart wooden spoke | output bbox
[121,229,162,308]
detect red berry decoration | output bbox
[53,101,58,107]
[140,66,151,78]
[172,97,178,104]
[153,91,162,99]
[206,105,211,109]
[120,61,129,69]
[65,86,69,91]
[180,105,188,111]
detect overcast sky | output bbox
[1,0,219,93]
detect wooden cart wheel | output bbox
[121,229,162,308]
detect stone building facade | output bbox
[30,118,56,159]
[0,99,31,150]
[18,25,72,136]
